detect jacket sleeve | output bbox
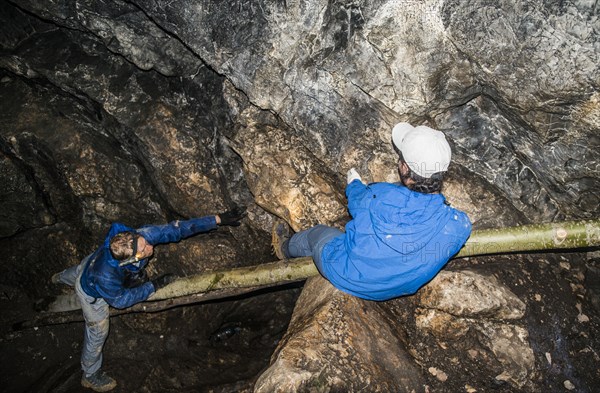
[94,269,155,309]
[136,216,218,245]
[346,180,370,218]
[450,210,473,253]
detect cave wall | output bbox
[0,0,270,298]
[126,0,598,220]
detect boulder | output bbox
[255,276,425,393]
[415,270,534,389]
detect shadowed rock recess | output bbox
[0,1,598,392]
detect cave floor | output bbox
[0,285,301,393]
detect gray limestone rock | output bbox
[415,269,534,388]
[12,0,202,76]
[255,276,425,393]
[130,0,599,220]
[257,269,536,391]
[225,81,348,231]
[4,0,598,226]
[417,270,526,320]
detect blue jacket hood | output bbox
[368,184,450,254]
[103,222,135,266]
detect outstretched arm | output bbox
[136,216,218,245]
[136,206,247,246]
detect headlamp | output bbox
[118,234,140,267]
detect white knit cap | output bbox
[391,122,451,178]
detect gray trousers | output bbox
[287,225,343,275]
[57,255,109,377]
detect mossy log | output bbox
[152,218,600,300]
[456,219,600,257]
[19,219,600,329]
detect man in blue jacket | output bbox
[272,123,472,301]
[52,207,246,392]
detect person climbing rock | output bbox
[52,206,246,392]
[272,123,472,301]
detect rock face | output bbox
[0,0,598,392]
[255,276,426,393]
[224,81,349,231]
[1,0,596,270]
[257,268,538,392]
[415,270,534,388]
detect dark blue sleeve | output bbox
[346,180,370,218]
[136,216,218,245]
[92,261,155,309]
[98,282,155,309]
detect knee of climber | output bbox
[87,317,109,337]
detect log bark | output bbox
[19,219,600,329]
[456,219,600,257]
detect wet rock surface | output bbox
[0,0,598,392]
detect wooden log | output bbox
[13,282,299,330]
[153,219,600,300]
[17,219,600,330]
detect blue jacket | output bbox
[79,216,217,309]
[320,181,472,301]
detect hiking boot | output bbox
[33,296,56,312]
[81,370,117,392]
[51,272,62,284]
[271,220,292,259]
